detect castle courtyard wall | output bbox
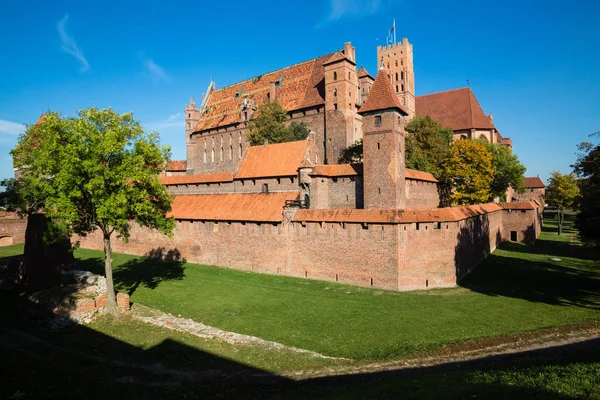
[404,180,440,209]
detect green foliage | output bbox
[573,137,600,247]
[11,108,175,309]
[405,115,453,179]
[338,139,363,164]
[0,178,24,212]
[545,171,579,235]
[442,140,494,205]
[475,140,527,201]
[247,100,309,146]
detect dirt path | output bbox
[131,304,347,361]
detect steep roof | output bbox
[323,51,355,66]
[235,140,309,179]
[160,172,234,186]
[357,66,373,79]
[415,87,496,131]
[193,53,334,132]
[293,203,501,224]
[166,160,186,172]
[523,177,545,189]
[358,67,408,115]
[169,192,298,222]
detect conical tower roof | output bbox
[358,66,408,115]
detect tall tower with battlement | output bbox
[376,37,415,119]
[185,97,200,173]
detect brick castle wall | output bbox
[0,213,27,246]
[77,208,518,292]
[405,180,440,209]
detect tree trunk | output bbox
[557,209,563,236]
[103,233,118,313]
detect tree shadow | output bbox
[454,214,495,282]
[116,248,187,296]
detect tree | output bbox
[441,140,494,205]
[338,139,363,164]
[476,140,526,201]
[545,171,579,236]
[12,108,175,312]
[572,136,600,246]
[405,116,453,179]
[247,100,309,146]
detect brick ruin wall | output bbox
[0,213,27,246]
[76,208,524,292]
[501,208,542,245]
[167,177,299,196]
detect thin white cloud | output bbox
[321,0,387,24]
[57,14,89,72]
[146,113,183,130]
[145,59,171,83]
[0,119,25,136]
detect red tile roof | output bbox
[498,201,540,210]
[310,164,362,177]
[166,160,186,171]
[308,163,437,182]
[170,192,299,222]
[415,88,496,131]
[235,140,309,179]
[358,67,408,114]
[160,172,234,185]
[323,51,354,66]
[193,53,334,132]
[293,203,502,224]
[357,66,373,79]
[523,177,545,189]
[405,169,438,183]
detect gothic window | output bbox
[396,85,399,93]
[333,71,337,80]
[229,145,233,160]
[375,115,382,127]
[333,88,337,97]
[244,111,248,121]
[203,149,207,163]
[188,113,191,118]
[395,72,398,81]
[334,103,338,110]
[401,84,405,91]
[239,143,242,158]
[220,145,223,161]
[401,71,404,80]
[211,148,215,163]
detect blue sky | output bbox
[1,0,598,184]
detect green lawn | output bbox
[1,213,599,398]
[18,212,598,360]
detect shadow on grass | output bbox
[460,214,600,309]
[1,281,598,399]
[76,247,187,296]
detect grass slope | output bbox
[70,213,600,360]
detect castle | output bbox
[1,37,542,291]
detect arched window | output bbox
[333,71,337,80]
[229,145,233,160]
[211,148,215,162]
[333,88,337,97]
[395,72,398,81]
[203,149,207,163]
[239,143,242,158]
[396,85,399,93]
[220,145,223,161]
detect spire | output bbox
[189,97,196,108]
[358,67,408,115]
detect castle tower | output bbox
[358,66,374,106]
[323,42,360,164]
[376,37,415,119]
[185,97,201,173]
[358,66,409,210]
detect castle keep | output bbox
[2,37,542,291]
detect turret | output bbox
[376,37,415,119]
[358,66,409,209]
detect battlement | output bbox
[377,37,412,52]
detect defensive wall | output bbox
[75,196,541,291]
[0,212,26,247]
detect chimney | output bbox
[343,42,354,62]
[269,82,277,102]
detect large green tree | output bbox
[545,171,580,236]
[12,108,175,312]
[441,139,494,205]
[572,135,600,246]
[476,140,526,201]
[405,115,453,179]
[247,100,309,146]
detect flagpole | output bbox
[393,18,396,44]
